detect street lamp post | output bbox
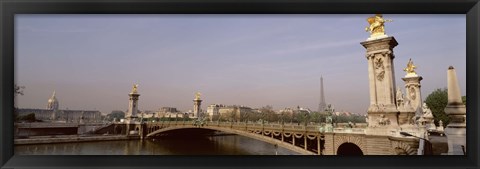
[280,114,284,126]
[399,132,433,155]
[274,144,278,155]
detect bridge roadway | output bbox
[140,121,371,155]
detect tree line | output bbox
[424,88,466,127]
[209,105,366,125]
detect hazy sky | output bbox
[15,14,466,115]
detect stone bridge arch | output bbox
[146,126,316,155]
[114,125,124,135]
[334,135,366,155]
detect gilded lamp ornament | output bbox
[195,92,201,100]
[365,14,393,38]
[404,58,417,76]
[132,84,139,93]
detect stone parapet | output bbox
[15,135,135,145]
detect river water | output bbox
[15,133,299,155]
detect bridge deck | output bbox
[142,121,368,155]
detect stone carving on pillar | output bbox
[437,120,445,132]
[375,57,385,81]
[396,87,404,108]
[391,141,417,155]
[410,115,417,125]
[408,87,416,100]
[422,103,436,131]
[377,114,390,126]
[422,103,433,117]
[366,53,375,59]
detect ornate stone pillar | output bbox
[399,61,423,126]
[193,99,202,118]
[444,66,466,155]
[125,84,140,135]
[361,36,400,128]
[402,74,423,114]
[126,93,140,123]
[323,134,334,155]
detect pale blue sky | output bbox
[15,14,466,115]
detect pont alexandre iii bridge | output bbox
[100,120,419,155]
[101,19,428,156]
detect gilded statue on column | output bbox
[365,14,393,37]
[404,58,417,76]
[195,92,201,100]
[132,84,139,93]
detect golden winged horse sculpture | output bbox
[365,14,393,37]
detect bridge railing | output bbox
[145,120,368,134]
[332,128,365,134]
[306,126,318,130]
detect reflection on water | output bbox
[15,134,299,155]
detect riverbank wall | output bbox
[15,135,139,145]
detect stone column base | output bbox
[445,127,466,155]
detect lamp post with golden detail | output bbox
[125,84,140,136]
[361,14,399,130]
[401,58,424,116]
[193,92,202,119]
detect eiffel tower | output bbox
[318,76,327,113]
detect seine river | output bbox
[15,133,299,155]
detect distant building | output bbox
[138,110,156,119]
[297,106,312,114]
[334,111,353,116]
[159,107,179,113]
[207,104,221,120]
[155,107,184,118]
[17,91,101,123]
[279,107,294,113]
[46,91,59,110]
[207,104,253,121]
[279,106,311,115]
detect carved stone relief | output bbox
[409,87,416,100]
[375,57,385,81]
[377,114,390,126]
[391,141,417,155]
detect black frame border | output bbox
[1,0,479,169]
